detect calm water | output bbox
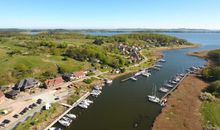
[55,32,220,130]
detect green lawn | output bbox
[0,54,91,85]
[201,99,220,129]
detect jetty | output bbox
[44,92,90,130]
[160,73,189,100]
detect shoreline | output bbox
[152,48,209,130]
[152,73,208,130]
[104,44,199,80]
[37,44,199,130]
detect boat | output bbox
[134,71,142,76]
[78,103,88,109]
[62,116,72,123]
[159,87,169,93]
[49,127,61,130]
[66,113,77,119]
[179,73,185,77]
[158,59,166,62]
[105,79,113,84]
[152,66,160,71]
[164,83,173,88]
[142,72,151,77]
[91,89,101,96]
[81,100,90,106]
[93,85,102,90]
[154,64,162,68]
[130,77,137,81]
[84,99,93,104]
[58,119,70,127]
[148,85,160,103]
[169,80,177,84]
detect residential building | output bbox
[44,76,64,88]
[13,78,41,91]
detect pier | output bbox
[160,73,189,100]
[44,92,91,130]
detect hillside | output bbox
[0,32,192,85]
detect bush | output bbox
[200,92,215,102]
[83,78,93,84]
[207,81,220,97]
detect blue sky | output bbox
[0,0,220,29]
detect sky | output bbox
[0,0,220,29]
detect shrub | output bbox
[83,78,93,84]
[200,92,215,102]
[207,80,220,97]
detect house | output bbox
[44,76,64,88]
[5,90,19,99]
[0,91,5,104]
[13,78,41,91]
[62,73,75,82]
[73,71,86,79]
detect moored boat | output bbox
[159,87,169,93]
[58,119,70,127]
[130,77,137,81]
[66,113,77,119]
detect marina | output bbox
[43,32,220,130]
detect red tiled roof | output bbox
[73,71,85,77]
[44,77,64,87]
[0,91,4,98]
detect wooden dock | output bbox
[161,73,189,100]
[44,92,90,130]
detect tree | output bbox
[93,39,104,45]
[207,80,220,97]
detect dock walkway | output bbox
[161,73,189,100]
[44,92,90,130]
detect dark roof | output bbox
[6,90,19,97]
[14,78,39,90]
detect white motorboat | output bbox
[158,59,166,62]
[93,85,102,90]
[91,90,101,96]
[105,79,113,84]
[164,83,173,88]
[159,87,169,93]
[154,64,162,68]
[130,77,137,81]
[169,80,177,84]
[66,114,77,119]
[152,66,160,71]
[78,103,88,109]
[58,119,70,127]
[84,99,93,104]
[142,71,151,77]
[62,116,72,123]
[149,96,160,103]
[134,71,142,76]
[49,127,61,130]
[80,100,90,106]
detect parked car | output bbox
[54,97,60,100]
[37,99,42,104]
[13,114,19,118]
[0,119,10,127]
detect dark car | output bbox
[13,114,19,118]
[37,99,42,104]
[54,97,60,100]
[32,103,37,107]
[0,119,11,127]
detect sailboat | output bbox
[148,85,160,103]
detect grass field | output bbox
[201,99,220,129]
